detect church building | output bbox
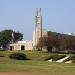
[9,8,47,51]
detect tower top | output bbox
[36,8,41,16]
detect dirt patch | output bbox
[0,72,49,75]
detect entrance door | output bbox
[21,45,25,50]
[10,46,14,51]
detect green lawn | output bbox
[0,50,75,75]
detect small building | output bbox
[9,40,33,51]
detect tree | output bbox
[37,34,59,52]
[0,29,23,50]
[37,31,75,53]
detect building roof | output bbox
[17,41,26,44]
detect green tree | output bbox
[0,29,23,50]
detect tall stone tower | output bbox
[33,8,42,47]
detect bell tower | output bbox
[36,8,42,28]
[33,8,42,48]
[35,8,42,46]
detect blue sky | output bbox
[0,0,75,40]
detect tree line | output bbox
[0,29,23,50]
[37,31,75,53]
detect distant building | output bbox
[9,40,33,50]
[9,8,47,51]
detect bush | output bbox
[9,52,28,60]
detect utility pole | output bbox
[11,30,14,44]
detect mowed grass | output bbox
[0,50,75,75]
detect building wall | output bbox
[25,40,33,50]
[33,30,36,46]
[14,44,21,50]
[33,29,47,47]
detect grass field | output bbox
[0,50,75,75]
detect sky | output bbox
[0,0,75,40]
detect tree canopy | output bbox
[0,29,23,50]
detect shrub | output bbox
[9,52,28,60]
